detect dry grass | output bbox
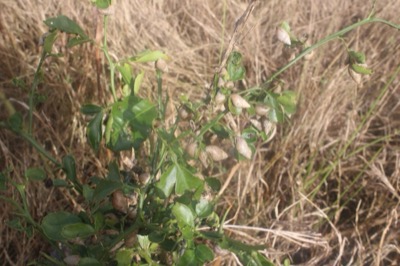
[1,0,400,265]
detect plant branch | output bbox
[259,17,400,90]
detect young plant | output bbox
[1,0,399,265]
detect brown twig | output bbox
[216,0,259,74]
[207,0,259,97]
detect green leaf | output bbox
[122,84,130,97]
[127,98,157,146]
[6,218,24,232]
[251,251,275,266]
[195,244,214,263]
[44,15,87,38]
[78,211,91,224]
[234,251,274,266]
[104,115,113,147]
[134,70,145,94]
[156,163,204,198]
[277,90,297,115]
[93,179,122,202]
[206,211,220,228]
[62,155,77,183]
[175,164,203,196]
[80,104,102,115]
[130,50,168,63]
[83,185,94,201]
[237,252,258,266]
[53,178,69,187]
[8,112,23,132]
[87,111,103,152]
[195,199,214,218]
[241,127,258,144]
[43,31,58,53]
[107,124,133,151]
[117,63,133,87]
[177,249,198,266]
[264,93,285,123]
[283,258,291,266]
[172,202,195,228]
[106,161,120,181]
[156,165,176,198]
[107,95,156,151]
[61,223,95,239]
[227,51,246,81]
[280,21,298,43]
[67,36,91,48]
[220,235,265,252]
[205,177,221,191]
[149,231,166,243]
[348,50,366,64]
[108,99,132,151]
[93,212,104,231]
[268,107,285,123]
[280,21,291,33]
[41,211,81,241]
[25,167,46,181]
[116,249,133,266]
[138,235,151,250]
[160,238,177,252]
[91,0,112,9]
[200,231,223,241]
[211,123,231,139]
[181,225,195,240]
[176,191,194,205]
[351,63,373,75]
[197,112,225,138]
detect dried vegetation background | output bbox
[0,0,399,265]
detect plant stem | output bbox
[156,70,165,120]
[19,131,61,167]
[367,0,377,19]
[28,51,47,134]
[102,15,118,102]
[260,17,400,90]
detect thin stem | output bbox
[218,0,227,65]
[367,0,377,19]
[28,51,47,134]
[156,70,165,120]
[1,119,60,167]
[19,131,61,167]
[102,15,117,102]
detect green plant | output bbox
[0,0,399,265]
